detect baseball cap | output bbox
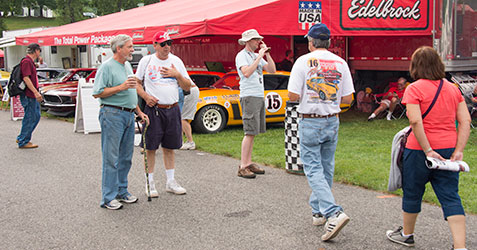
[153,31,172,44]
[238,29,264,45]
[305,23,330,40]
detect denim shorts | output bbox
[402,148,465,219]
[240,96,266,135]
[142,105,182,150]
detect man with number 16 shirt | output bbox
[235,29,276,179]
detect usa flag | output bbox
[299,1,322,30]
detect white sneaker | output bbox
[102,199,123,210]
[146,181,159,198]
[321,211,350,241]
[180,141,196,150]
[386,113,393,121]
[312,213,326,226]
[166,179,187,195]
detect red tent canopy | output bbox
[16,0,434,46]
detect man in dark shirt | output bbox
[17,43,43,149]
[278,49,294,71]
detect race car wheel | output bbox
[192,105,227,134]
[319,90,326,100]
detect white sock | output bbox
[387,111,392,116]
[401,232,413,237]
[145,173,154,183]
[369,113,376,119]
[166,169,175,182]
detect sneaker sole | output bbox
[101,204,123,210]
[118,198,138,204]
[322,216,350,241]
[386,231,415,247]
[166,189,186,195]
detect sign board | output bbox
[74,78,101,134]
[10,95,25,121]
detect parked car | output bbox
[37,68,67,85]
[0,70,10,90]
[188,71,225,88]
[41,69,221,117]
[191,71,353,133]
[41,68,97,116]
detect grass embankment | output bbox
[3,17,61,31]
[192,110,477,214]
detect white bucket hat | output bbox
[238,29,264,45]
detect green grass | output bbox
[4,17,62,31]
[193,110,477,214]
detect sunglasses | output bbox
[158,40,173,47]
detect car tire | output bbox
[319,90,326,100]
[192,105,227,134]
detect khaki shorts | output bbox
[181,86,200,120]
[240,96,266,135]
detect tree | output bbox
[56,0,86,24]
[0,0,23,17]
[93,0,160,16]
[36,0,57,17]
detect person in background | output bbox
[277,49,294,71]
[235,29,276,178]
[386,46,470,250]
[287,23,354,242]
[367,77,407,121]
[36,56,48,79]
[17,43,43,149]
[180,82,200,150]
[92,34,148,210]
[136,31,192,197]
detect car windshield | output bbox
[211,74,240,90]
[57,71,73,82]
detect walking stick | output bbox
[137,119,151,202]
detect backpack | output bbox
[7,58,27,97]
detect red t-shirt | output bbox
[385,86,405,100]
[20,56,38,98]
[402,79,464,150]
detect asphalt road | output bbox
[1,110,476,250]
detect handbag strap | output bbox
[421,79,444,119]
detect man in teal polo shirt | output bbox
[93,34,148,210]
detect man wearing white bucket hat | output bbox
[235,29,276,179]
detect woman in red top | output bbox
[385,46,471,249]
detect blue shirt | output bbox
[235,48,267,98]
[93,58,137,109]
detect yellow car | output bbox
[191,71,352,133]
[306,76,338,101]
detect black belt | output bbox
[101,104,136,113]
[301,113,337,118]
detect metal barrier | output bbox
[284,101,304,175]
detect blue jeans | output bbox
[17,94,41,147]
[299,116,342,218]
[99,106,135,206]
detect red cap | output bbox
[153,31,171,43]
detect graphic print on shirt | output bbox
[305,58,342,104]
[146,64,177,86]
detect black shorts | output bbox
[141,105,182,150]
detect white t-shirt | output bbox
[288,49,355,115]
[235,48,267,98]
[136,53,191,105]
